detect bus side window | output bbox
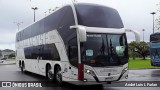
[68,37,78,67]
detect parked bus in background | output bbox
[150,33,160,66]
[16,3,140,85]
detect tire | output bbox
[46,65,54,81]
[55,66,63,85]
[21,62,24,73]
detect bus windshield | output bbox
[81,33,128,67]
[75,3,124,28]
[150,33,160,66]
[150,42,160,62]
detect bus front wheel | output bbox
[46,65,54,81]
[21,62,25,73]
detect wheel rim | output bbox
[48,70,54,80]
[21,66,24,72]
[56,71,62,83]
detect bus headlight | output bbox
[122,67,128,74]
[84,69,96,76]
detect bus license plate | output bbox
[105,77,114,81]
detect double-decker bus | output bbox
[150,33,160,66]
[16,3,140,85]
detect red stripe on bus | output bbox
[78,63,84,80]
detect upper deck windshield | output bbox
[81,33,128,67]
[75,3,124,28]
[150,33,160,42]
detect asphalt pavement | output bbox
[0,64,160,90]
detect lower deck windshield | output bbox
[150,42,160,62]
[81,33,128,67]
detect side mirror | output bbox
[70,25,87,42]
[125,29,141,43]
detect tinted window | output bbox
[16,5,75,42]
[68,37,78,67]
[150,42,160,62]
[81,33,128,67]
[24,43,60,60]
[81,34,109,67]
[107,34,128,64]
[75,4,124,28]
[150,33,160,42]
[42,44,60,60]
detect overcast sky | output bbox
[0,0,159,50]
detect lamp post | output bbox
[14,22,23,31]
[31,7,38,22]
[142,29,145,42]
[150,12,156,33]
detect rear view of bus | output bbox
[150,33,160,66]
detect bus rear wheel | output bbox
[55,66,63,85]
[21,62,25,73]
[46,65,54,81]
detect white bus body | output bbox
[16,3,140,85]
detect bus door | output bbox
[68,37,79,80]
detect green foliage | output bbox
[129,58,160,69]
[8,53,15,58]
[128,41,150,60]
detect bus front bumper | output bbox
[66,71,128,85]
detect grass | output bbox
[128,58,160,69]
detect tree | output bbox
[8,53,15,59]
[128,41,150,60]
[128,41,139,59]
[0,50,2,58]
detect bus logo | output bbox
[2,82,11,87]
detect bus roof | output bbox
[150,32,160,36]
[18,3,122,33]
[16,3,123,42]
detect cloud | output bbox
[0,43,15,50]
[0,30,16,50]
[0,0,159,50]
[0,30,16,43]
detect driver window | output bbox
[119,34,125,46]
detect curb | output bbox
[0,62,16,65]
[0,63,16,65]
